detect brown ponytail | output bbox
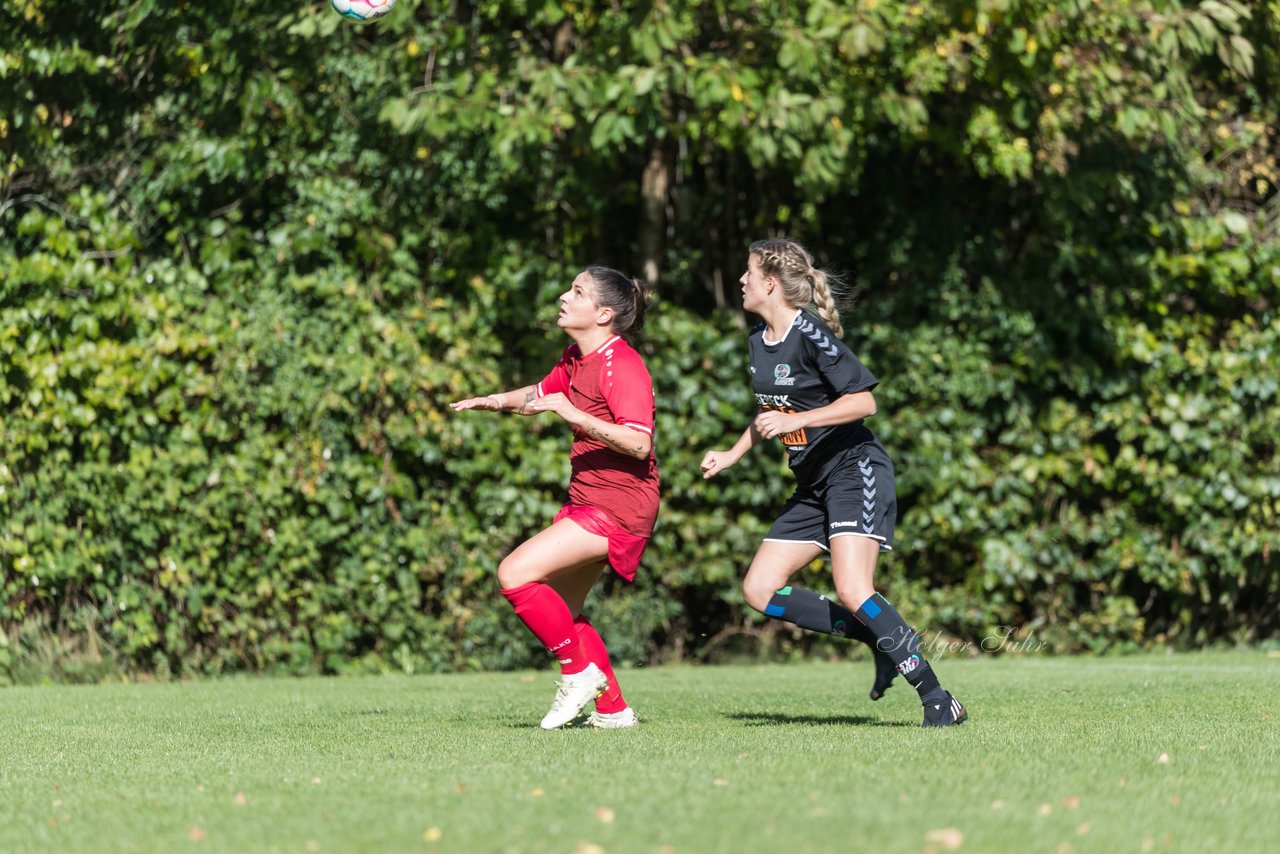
[586,265,652,342]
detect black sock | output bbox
[854,592,947,706]
[764,586,877,648]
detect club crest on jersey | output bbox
[773,364,796,386]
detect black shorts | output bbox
[765,443,897,552]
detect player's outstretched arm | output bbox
[523,393,653,459]
[700,423,762,479]
[449,384,539,414]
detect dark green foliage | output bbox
[2,1,1277,681]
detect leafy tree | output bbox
[2,0,1277,680]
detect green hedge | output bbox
[4,193,1277,682]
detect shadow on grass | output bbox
[497,712,918,729]
[724,711,914,728]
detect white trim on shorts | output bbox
[830,530,893,551]
[763,536,829,552]
[763,532,893,553]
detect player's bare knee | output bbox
[497,555,535,590]
[836,580,874,611]
[741,578,774,613]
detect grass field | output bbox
[2,650,1277,853]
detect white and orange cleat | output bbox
[587,706,639,729]
[540,663,608,730]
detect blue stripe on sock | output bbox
[860,596,882,619]
[764,603,786,617]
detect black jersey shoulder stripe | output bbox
[795,314,839,358]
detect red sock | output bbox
[574,615,627,713]
[500,583,588,674]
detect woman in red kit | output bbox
[450,266,658,729]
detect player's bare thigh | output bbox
[742,540,825,612]
[830,534,881,611]
[497,516,610,590]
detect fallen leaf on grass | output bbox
[1157,753,1170,764]
[1038,804,1053,817]
[713,779,729,787]
[233,792,247,806]
[1076,822,1092,836]
[574,844,604,854]
[923,827,964,851]
[530,788,545,797]
[188,826,207,842]
[423,827,442,842]
[596,807,615,824]
[1060,795,1080,809]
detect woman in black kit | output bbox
[700,238,966,727]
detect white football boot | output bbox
[539,663,608,730]
[587,706,639,729]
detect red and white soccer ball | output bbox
[330,0,396,22]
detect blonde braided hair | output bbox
[749,238,846,337]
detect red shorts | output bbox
[554,503,651,582]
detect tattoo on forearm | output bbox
[518,392,534,415]
[587,424,645,456]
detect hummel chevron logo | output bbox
[858,460,873,474]
[863,476,875,487]
[863,488,876,501]
[798,318,839,357]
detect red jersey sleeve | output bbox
[537,345,577,396]
[600,344,655,435]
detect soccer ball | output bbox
[330,0,396,22]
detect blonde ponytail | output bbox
[809,269,843,337]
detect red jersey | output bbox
[537,336,660,536]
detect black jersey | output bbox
[749,309,880,475]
